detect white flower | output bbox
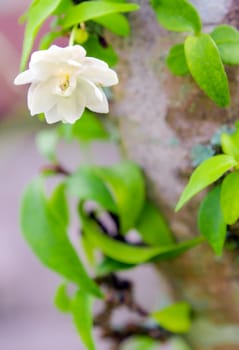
[14,45,118,124]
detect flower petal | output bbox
[57,91,86,123]
[14,70,34,85]
[78,79,109,113]
[44,105,62,124]
[27,79,58,115]
[81,58,118,86]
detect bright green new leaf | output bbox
[21,177,102,298]
[62,1,139,28]
[185,33,230,107]
[71,290,95,350]
[95,162,145,233]
[136,201,174,246]
[80,210,204,264]
[221,123,239,161]
[83,36,118,67]
[94,13,130,37]
[36,129,59,163]
[151,302,191,333]
[221,171,239,225]
[198,185,227,256]
[20,0,62,70]
[175,155,237,211]
[53,0,73,15]
[54,283,71,313]
[66,167,117,213]
[210,25,239,65]
[151,0,201,34]
[166,43,189,76]
[122,336,158,350]
[58,110,109,143]
[48,183,69,228]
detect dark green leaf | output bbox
[96,257,135,276]
[166,43,189,76]
[210,25,239,65]
[83,36,118,67]
[71,290,95,350]
[21,177,102,298]
[221,122,239,161]
[151,0,201,34]
[185,33,230,107]
[20,0,62,70]
[175,155,237,211]
[151,302,191,333]
[48,183,69,228]
[93,13,130,36]
[95,162,145,233]
[136,201,174,246]
[36,128,59,163]
[198,185,227,256]
[221,172,239,225]
[58,110,109,143]
[62,1,139,28]
[54,283,71,312]
[66,167,117,213]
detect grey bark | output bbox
[111,1,239,349]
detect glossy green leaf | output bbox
[95,162,145,233]
[54,283,71,313]
[198,185,227,256]
[80,210,204,264]
[166,43,189,76]
[62,1,139,28]
[83,36,118,67]
[221,122,239,161]
[151,302,191,333]
[48,183,69,228]
[210,25,239,65]
[20,0,62,70]
[93,13,130,36]
[175,155,237,211]
[36,129,59,163]
[136,201,174,246]
[71,290,95,350]
[151,0,201,34]
[221,172,239,225]
[58,110,109,143]
[96,257,135,276]
[66,167,117,213]
[122,336,158,350]
[21,177,102,298]
[185,33,230,107]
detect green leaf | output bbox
[48,183,69,228]
[96,257,135,276]
[66,167,117,213]
[185,33,230,107]
[58,110,109,143]
[93,13,130,36]
[210,25,239,65]
[121,336,158,350]
[39,31,63,50]
[221,172,239,225]
[71,290,95,350]
[175,155,237,211]
[80,209,204,264]
[166,43,189,76]
[151,0,201,34]
[221,122,239,161]
[36,128,59,163]
[136,201,174,246]
[198,185,227,256]
[95,162,145,233]
[151,302,191,333]
[53,0,73,15]
[21,177,102,298]
[83,36,118,67]
[20,0,62,70]
[62,1,139,28]
[54,283,71,312]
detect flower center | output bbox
[59,74,70,92]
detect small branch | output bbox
[41,164,70,176]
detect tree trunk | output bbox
[111,1,239,349]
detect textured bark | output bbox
[111,1,239,349]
